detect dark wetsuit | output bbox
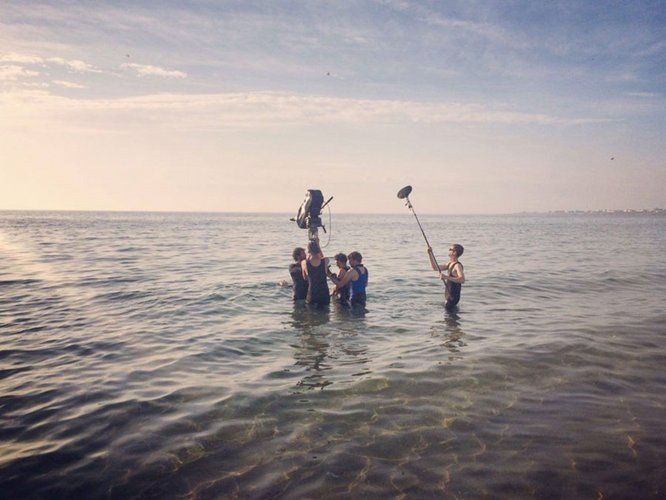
[445,261,463,310]
[350,265,368,307]
[289,263,308,301]
[334,266,351,305]
[306,259,330,306]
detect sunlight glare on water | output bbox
[1,211,665,498]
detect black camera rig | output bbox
[292,189,333,241]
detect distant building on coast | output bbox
[545,208,665,215]
[517,208,665,215]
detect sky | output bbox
[1,0,665,214]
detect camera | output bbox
[292,189,332,241]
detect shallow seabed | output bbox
[1,212,665,498]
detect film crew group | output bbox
[290,241,368,308]
[288,186,464,311]
[288,189,367,308]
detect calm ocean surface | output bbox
[1,211,665,498]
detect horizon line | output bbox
[1,208,663,216]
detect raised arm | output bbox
[426,246,444,271]
[301,259,308,280]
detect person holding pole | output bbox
[396,185,465,311]
[427,244,465,311]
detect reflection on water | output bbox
[290,302,331,331]
[291,303,332,390]
[430,310,467,360]
[290,303,370,391]
[2,212,666,498]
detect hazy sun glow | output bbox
[1,1,665,213]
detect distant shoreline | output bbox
[0,209,664,216]
[518,209,666,216]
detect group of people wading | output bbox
[288,239,465,311]
[289,240,368,308]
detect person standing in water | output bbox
[289,247,308,301]
[301,240,330,307]
[427,243,465,311]
[327,252,351,306]
[333,251,368,308]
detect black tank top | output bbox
[337,266,351,303]
[306,259,330,305]
[446,261,463,304]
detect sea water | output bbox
[1,211,665,498]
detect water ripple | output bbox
[1,212,665,497]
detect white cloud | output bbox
[0,65,39,81]
[121,63,187,78]
[2,53,186,81]
[0,89,606,131]
[47,57,101,73]
[607,72,641,83]
[22,82,51,88]
[0,52,45,64]
[375,0,518,47]
[52,80,86,89]
[626,91,659,98]
[0,53,101,73]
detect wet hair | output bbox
[347,251,362,263]
[307,240,321,255]
[292,247,305,261]
[451,244,464,257]
[334,253,347,265]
